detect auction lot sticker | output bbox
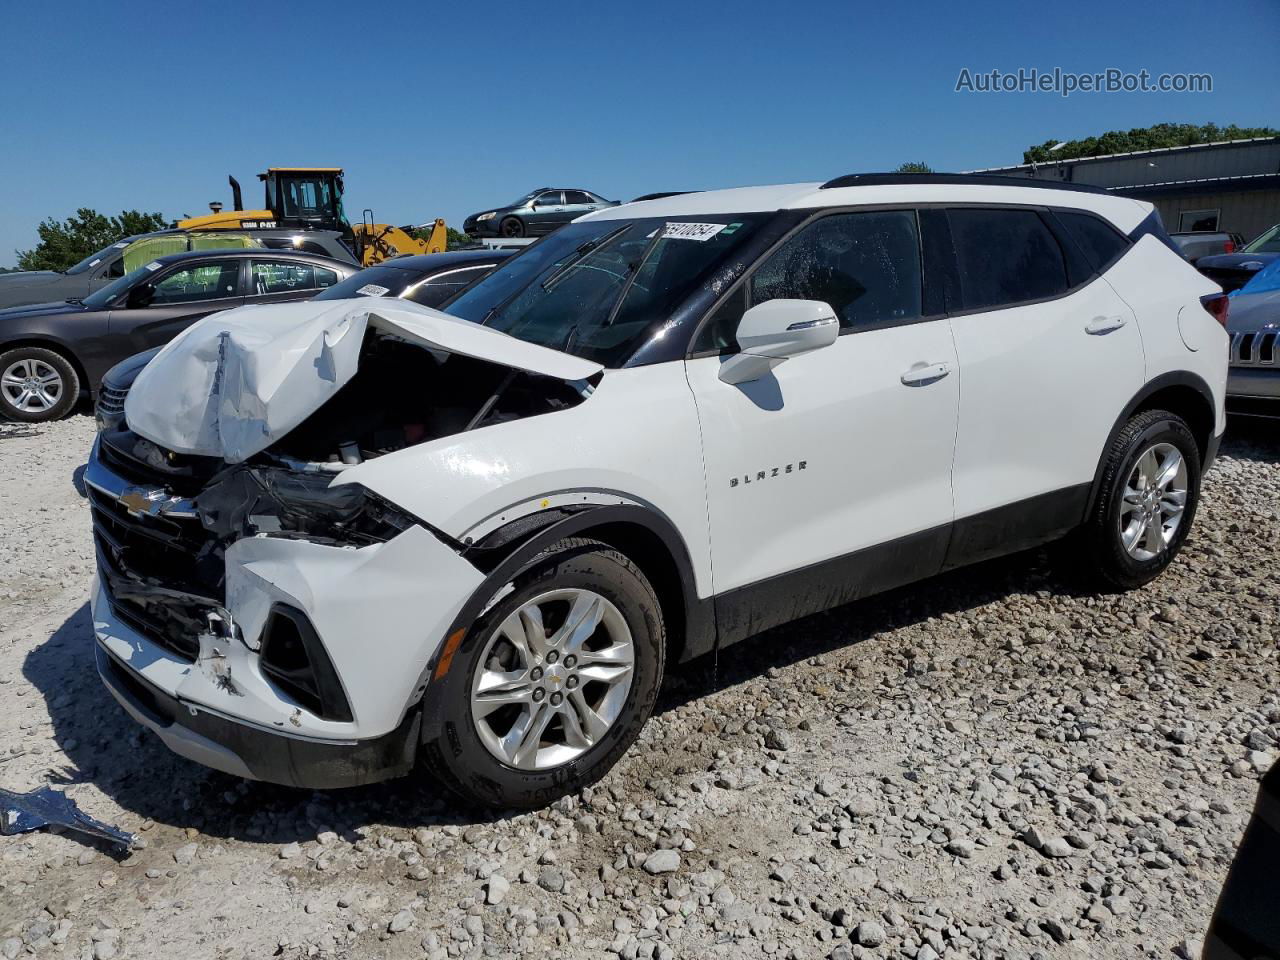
[661,222,727,241]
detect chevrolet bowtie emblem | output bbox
[117,491,154,515]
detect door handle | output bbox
[1085,315,1127,335]
[900,361,952,386]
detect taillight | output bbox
[1224,240,1235,254]
[1200,293,1229,328]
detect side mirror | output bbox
[126,285,155,309]
[718,299,839,384]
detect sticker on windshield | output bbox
[661,222,727,242]
[89,259,101,268]
[113,241,129,248]
[145,261,162,271]
[356,283,391,297]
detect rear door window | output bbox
[948,208,1068,311]
[250,260,339,295]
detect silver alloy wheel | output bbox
[470,588,635,771]
[1119,442,1188,562]
[1,358,63,413]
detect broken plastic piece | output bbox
[0,786,136,849]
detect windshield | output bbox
[506,192,540,208]
[65,239,132,276]
[1244,225,1280,254]
[82,263,158,309]
[312,264,416,301]
[445,215,768,366]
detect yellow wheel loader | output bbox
[177,168,447,266]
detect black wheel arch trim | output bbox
[1086,370,1218,516]
[415,503,712,731]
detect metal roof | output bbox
[968,136,1280,173]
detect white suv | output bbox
[86,174,1228,808]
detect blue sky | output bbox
[2,0,1277,267]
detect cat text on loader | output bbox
[177,168,447,266]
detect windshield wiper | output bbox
[540,225,631,293]
[65,297,84,305]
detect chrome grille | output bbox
[97,383,129,418]
[1231,330,1278,367]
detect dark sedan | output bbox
[312,249,512,308]
[0,248,356,422]
[92,249,512,431]
[1196,223,1280,293]
[463,188,617,238]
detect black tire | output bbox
[499,216,525,238]
[420,538,665,809]
[0,345,80,423]
[1077,409,1202,590]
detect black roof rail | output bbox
[630,191,701,202]
[819,172,1110,195]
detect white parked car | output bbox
[86,174,1228,808]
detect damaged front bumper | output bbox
[87,436,485,788]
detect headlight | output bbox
[476,212,497,222]
[195,466,417,546]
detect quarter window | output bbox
[250,260,339,295]
[148,262,240,304]
[1056,211,1130,273]
[948,208,1068,311]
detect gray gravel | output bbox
[0,413,1276,959]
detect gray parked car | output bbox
[463,188,617,238]
[1225,281,1280,419]
[0,248,357,422]
[0,229,357,312]
[0,238,140,311]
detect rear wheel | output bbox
[421,539,664,809]
[1077,409,1202,590]
[0,346,79,422]
[499,216,525,238]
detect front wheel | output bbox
[1077,409,1202,590]
[420,539,665,809]
[499,216,525,238]
[0,346,80,422]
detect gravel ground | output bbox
[0,412,1276,960]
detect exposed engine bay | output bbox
[94,307,599,663]
[268,333,591,467]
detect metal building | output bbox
[971,137,1280,241]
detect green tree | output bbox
[894,162,934,174]
[16,208,168,272]
[445,227,473,250]
[1023,122,1279,164]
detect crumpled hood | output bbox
[124,297,602,463]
